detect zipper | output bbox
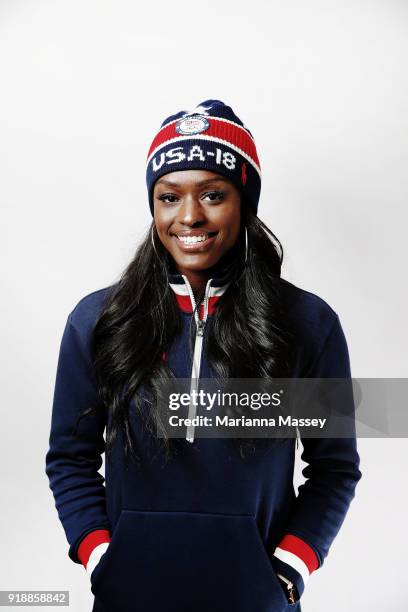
[276,573,297,604]
[182,275,213,443]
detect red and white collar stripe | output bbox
[169,280,229,317]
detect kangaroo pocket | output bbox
[90,510,290,612]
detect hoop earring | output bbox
[244,225,248,265]
[151,226,159,258]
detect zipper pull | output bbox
[196,319,205,336]
[277,573,297,604]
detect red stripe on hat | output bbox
[77,529,112,568]
[277,534,319,573]
[147,118,260,168]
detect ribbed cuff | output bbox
[77,529,112,569]
[272,534,320,599]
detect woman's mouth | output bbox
[172,231,218,252]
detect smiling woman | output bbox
[153,170,241,296]
[45,99,361,612]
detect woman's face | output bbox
[153,169,241,275]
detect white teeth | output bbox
[177,234,208,244]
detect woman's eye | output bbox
[158,194,178,203]
[157,191,225,204]
[203,191,225,202]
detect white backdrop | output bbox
[0,1,407,610]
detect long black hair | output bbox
[78,204,296,465]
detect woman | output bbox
[45,99,361,612]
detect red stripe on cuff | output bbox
[77,529,112,568]
[278,534,319,573]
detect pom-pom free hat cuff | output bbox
[146,100,261,215]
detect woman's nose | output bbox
[178,195,205,225]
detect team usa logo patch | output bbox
[175,114,210,135]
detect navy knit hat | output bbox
[146,99,261,216]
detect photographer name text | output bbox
[168,415,327,429]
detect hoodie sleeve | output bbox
[270,313,362,599]
[45,312,112,568]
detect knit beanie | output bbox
[145,99,261,216]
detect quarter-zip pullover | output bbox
[167,270,230,443]
[45,266,361,612]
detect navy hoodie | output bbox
[45,264,361,612]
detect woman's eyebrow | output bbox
[155,178,227,188]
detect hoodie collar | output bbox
[167,249,237,316]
